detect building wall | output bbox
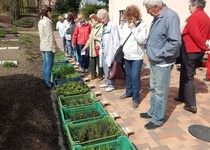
[109,0,210,29]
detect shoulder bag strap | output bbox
[122,32,132,46]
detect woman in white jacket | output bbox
[97,9,121,92]
[119,5,147,108]
[38,7,57,89]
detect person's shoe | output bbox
[183,106,197,114]
[140,113,152,119]
[100,84,108,88]
[79,67,84,73]
[133,102,139,108]
[85,69,88,73]
[203,78,210,82]
[144,122,160,130]
[97,77,104,82]
[45,83,55,90]
[91,76,96,80]
[174,97,184,102]
[120,94,132,99]
[105,87,115,92]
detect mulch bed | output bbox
[0,29,60,150]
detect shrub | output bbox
[13,18,34,28]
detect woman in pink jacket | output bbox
[72,13,92,73]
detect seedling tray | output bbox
[52,63,74,73]
[54,57,68,62]
[60,102,107,134]
[73,136,136,150]
[66,116,122,149]
[53,60,71,66]
[58,92,98,108]
[55,81,89,96]
[54,76,84,85]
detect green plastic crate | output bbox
[54,51,67,60]
[54,57,68,63]
[52,63,73,74]
[60,102,107,134]
[66,116,122,150]
[55,81,90,96]
[54,76,84,86]
[58,92,98,108]
[73,136,137,150]
[54,60,70,66]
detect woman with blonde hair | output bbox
[72,13,92,73]
[82,14,104,80]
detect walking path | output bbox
[54,31,210,150]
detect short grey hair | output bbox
[97,9,109,19]
[143,0,164,7]
[189,0,206,9]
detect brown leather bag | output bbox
[108,60,124,80]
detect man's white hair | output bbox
[143,0,164,7]
[97,9,109,19]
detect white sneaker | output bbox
[100,84,108,88]
[105,87,115,92]
[79,67,84,73]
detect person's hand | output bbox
[81,48,86,52]
[129,20,136,29]
[205,50,210,54]
[72,45,75,49]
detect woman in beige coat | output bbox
[38,7,57,89]
[82,14,103,81]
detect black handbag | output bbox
[114,32,132,61]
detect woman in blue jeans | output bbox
[38,7,57,89]
[119,5,147,108]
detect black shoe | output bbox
[120,94,132,99]
[45,83,54,90]
[144,122,160,130]
[140,113,152,119]
[174,97,184,102]
[203,78,210,82]
[183,106,197,114]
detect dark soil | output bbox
[0,29,60,150]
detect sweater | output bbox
[182,8,210,53]
[72,21,92,45]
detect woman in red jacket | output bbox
[174,0,210,113]
[72,13,92,73]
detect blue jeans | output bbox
[73,44,79,63]
[77,44,89,69]
[147,64,173,126]
[61,36,66,52]
[125,59,143,103]
[102,53,115,88]
[66,40,73,56]
[42,51,54,87]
